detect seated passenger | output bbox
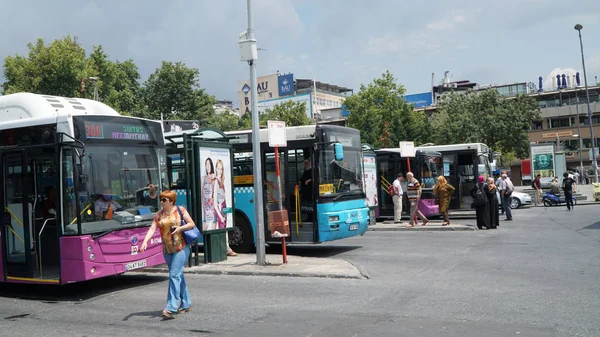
[43,186,57,218]
[550,177,561,196]
[95,187,122,220]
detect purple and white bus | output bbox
[0,93,167,285]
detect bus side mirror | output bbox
[334,143,344,161]
[74,164,88,185]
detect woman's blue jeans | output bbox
[164,244,191,312]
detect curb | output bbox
[344,259,371,279]
[137,266,365,280]
[369,225,475,231]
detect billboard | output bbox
[238,73,280,115]
[404,92,433,108]
[363,154,378,208]
[258,92,312,119]
[278,73,294,96]
[199,147,234,232]
[530,144,555,186]
[163,120,199,132]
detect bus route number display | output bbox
[84,122,150,141]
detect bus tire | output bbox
[229,212,254,253]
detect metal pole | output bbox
[575,24,599,183]
[94,82,98,101]
[247,0,266,265]
[575,90,584,182]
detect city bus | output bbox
[0,93,167,285]
[224,124,369,252]
[415,143,494,209]
[374,148,443,220]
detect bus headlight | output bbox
[89,253,95,260]
[329,216,339,222]
[87,245,93,252]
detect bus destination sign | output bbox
[84,122,150,141]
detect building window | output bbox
[549,117,570,128]
[531,121,543,130]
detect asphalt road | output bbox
[1,204,599,337]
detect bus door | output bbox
[1,150,35,279]
[284,148,316,243]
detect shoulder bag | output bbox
[177,206,201,244]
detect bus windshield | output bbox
[65,144,166,235]
[317,128,364,200]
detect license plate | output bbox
[125,259,147,271]
[349,224,359,231]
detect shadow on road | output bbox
[0,273,168,302]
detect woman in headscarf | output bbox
[433,176,455,226]
[485,176,499,229]
[470,175,491,229]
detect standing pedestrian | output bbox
[471,175,491,229]
[532,174,542,206]
[486,177,499,229]
[501,174,514,221]
[562,172,576,211]
[433,176,455,226]
[140,190,196,319]
[392,173,404,223]
[495,173,504,216]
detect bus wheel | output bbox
[229,213,254,253]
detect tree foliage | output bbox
[3,36,89,97]
[139,61,215,124]
[430,89,540,158]
[344,70,431,148]
[208,111,245,132]
[259,100,311,127]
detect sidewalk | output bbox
[369,221,474,231]
[139,253,369,279]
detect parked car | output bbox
[497,190,532,209]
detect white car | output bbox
[497,190,532,209]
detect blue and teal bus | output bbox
[224,125,369,253]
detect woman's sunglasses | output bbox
[160,198,170,203]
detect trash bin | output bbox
[203,228,228,263]
[592,182,600,202]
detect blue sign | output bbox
[241,83,251,95]
[404,92,432,108]
[278,74,294,96]
[341,104,349,117]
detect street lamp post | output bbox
[575,90,584,182]
[240,0,266,265]
[88,77,99,101]
[574,24,599,183]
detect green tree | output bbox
[238,112,253,129]
[3,36,89,97]
[431,89,540,158]
[208,111,242,131]
[86,46,141,115]
[259,100,311,126]
[139,61,215,124]
[344,70,431,148]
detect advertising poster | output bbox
[198,147,233,232]
[363,154,378,207]
[531,144,555,186]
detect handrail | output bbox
[70,204,91,226]
[6,225,24,244]
[38,218,55,278]
[5,206,24,228]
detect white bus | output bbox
[415,143,494,209]
[0,93,167,285]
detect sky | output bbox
[1,0,599,107]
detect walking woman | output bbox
[140,190,196,319]
[470,175,491,229]
[433,176,455,226]
[486,177,500,229]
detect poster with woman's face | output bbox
[198,147,233,232]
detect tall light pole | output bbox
[88,77,99,101]
[240,0,266,265]
[574,24,599,183]
[575,89,584,182]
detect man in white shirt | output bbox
[392,173,403,223]
[501,174,514,221]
